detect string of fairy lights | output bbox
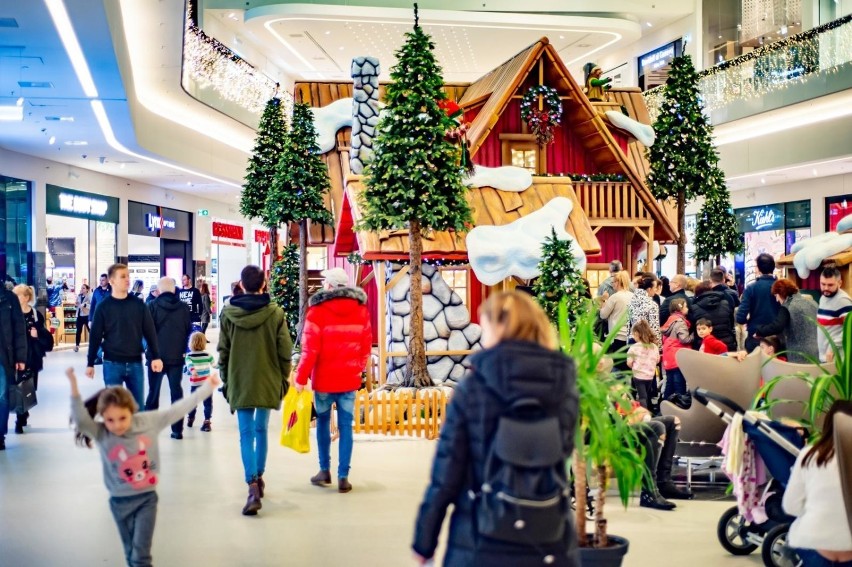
[644,14,852,121]
[181,4,290,117]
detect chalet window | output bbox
[307,246,327,270]
[499,134,543,174]
[439,267,469,308]
[584,265,612,296]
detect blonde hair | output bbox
[478,291,557,350]
[189,331,207,352]
[12,284,35,303]
[686,278,701,292]
[614,270,631,291]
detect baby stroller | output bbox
[693,388,806,567]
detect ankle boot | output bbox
[338,477,352,493]
[257,475,265,498]
[242,482,262,516]
[14,421,24,434]
[658,480,694,500]
[311,470,332,486]
[640,489,676,510]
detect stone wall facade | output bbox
[350,57,381,174]
[385,262,481,386]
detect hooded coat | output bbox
[413,341,579,567]
[690,291,736,351]
[148,292,192,366]
[294,287,372,393]
[217,293,292,410]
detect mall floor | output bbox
[0,332,762,567]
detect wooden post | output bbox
[375,261,387,386]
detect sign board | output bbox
[46,184,119,224]
[197,209,209,216]
[212,220,246,247]
[736,204,785,233]
[128,201,191,241]
[254,229,270,244]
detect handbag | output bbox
[10,370,37,414]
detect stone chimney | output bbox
[350,57,381,174]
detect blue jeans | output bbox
[109,491,158,567]
[797,549,852,567]
[663,367,687,400]
[0,365,8,437]
[315,391,356,478]
[144,364,184,434]
[188,384,213,421]
[237,408,270,484]
[103,361,145,409]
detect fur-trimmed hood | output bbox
[309,286,368,307]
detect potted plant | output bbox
[558,300,649,567]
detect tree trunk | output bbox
[574,450,588,547]
[594,464,608,548]
[715,254,721,267]
[297,219,309,340]
[269,226,279,263]
[676,190,686,274]
[407,219,430,389]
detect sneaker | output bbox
[257,475,265,498]
[170,432,183,440]
[338,478,352,493]
[74,346,79,352]
[200,421,212,432]
[310,470,332,486]
[242,482,262,516]
[640,489,676,510]
[658,481,694,500]
[186,416,195,428]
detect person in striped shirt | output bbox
[817,267,852,363]
[185,331,215,431]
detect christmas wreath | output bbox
[520,85,562,145]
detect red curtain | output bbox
[585,227,627,265]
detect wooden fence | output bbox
[353,388,451,439]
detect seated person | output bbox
[696,318,728,355]
[733,335,786,363]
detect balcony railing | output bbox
[644,14,852,123]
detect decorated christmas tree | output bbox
[533,228,588,326]
[646,54,726,274]
[241,96,288,258]
[264,101,333,335]
[357,6,472,388]
[694,175,743,265]
[268,243,300,343]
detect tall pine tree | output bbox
[269,243,300,343]
[242,96,288,259]
[694,172,743,266]
[646,55,726,274]
[357,6,472,388]
[264,101,333,335]
[533,228,588,327]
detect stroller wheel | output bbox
[761,524,799,567]
[717,506,759,555]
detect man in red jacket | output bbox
[294,267,372,493]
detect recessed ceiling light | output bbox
[325,30,331,35]
[48,136,56,145]
[559,35,565,39]
[16,97,24,106]
[646,22,653,27]
[64,140,88,146]
[812,168,818,176]
[577,43,591,48]
[760,177,766,184]
[45,115,74,121]
[339,46,344,50]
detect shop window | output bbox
[307,246,327,271]
[500,134,541,174]
[826,194,852,232]
[0,176,33,285]
[439,267,469,308]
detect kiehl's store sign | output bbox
[46,185,119,224]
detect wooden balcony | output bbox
[572,181,651,221]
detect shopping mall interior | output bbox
[1,1,852,566]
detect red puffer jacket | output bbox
[294,287,372,393]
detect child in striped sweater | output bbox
[185,331,215,432]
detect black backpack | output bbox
[473,397,570,545]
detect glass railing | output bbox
[645,14,852,123]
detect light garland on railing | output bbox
[644,14,852,118]
[182,3,291,117]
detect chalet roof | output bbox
[334,175,600,260]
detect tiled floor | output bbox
[0,343,762,566]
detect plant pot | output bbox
[578,534,630,567]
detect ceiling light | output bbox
[325,30,331,35]
[45,115,74,121]
[559,35,565,39]
[16,97,23,106]
[228,12,238,20]
[0,106,23,121]
[64,140,88,146]
[760,178,766,184]
[17,81,53,89]
[339,46,344,50]
[120,162,125,169]
[812,168,818,176]
[646,22,653,27]
[48,136,56,145]
[44,0,98,97]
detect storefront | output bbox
[210,219,248,316]
[44,184,119,291]
[826,194,852,231]
[0,175,33,286]
[734,200,811,287]
[637,39,682,91]
[127,201,193,288]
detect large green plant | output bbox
[755,314,852,437]
[558,300,648,548]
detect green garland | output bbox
[519,85,562,145]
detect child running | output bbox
[627,319,660,410]
[185,331,215,431]
[66,367,218,567]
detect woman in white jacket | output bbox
[783,400,852,566]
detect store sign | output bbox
[254,229,270,244]
[145,213,176,231]
[736,204,784,233]
[46,184,119,224]
[212,221,244,241]
[640,44,676,71]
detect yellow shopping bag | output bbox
[280,388,312,453]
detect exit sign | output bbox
[197,209,209,216]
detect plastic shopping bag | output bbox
[280,388,312,453]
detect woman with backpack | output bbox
[413,291,579,567]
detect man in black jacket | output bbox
[736,254,779,352]
[145,277,192,439]
[179,274,203,325]
[659,274,692,324]
[0,287,28,450]
[710,268,740,312]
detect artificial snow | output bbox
[605,111,656,147]
[790,231,852,277]
[838,215,852,233]
[466,196,586,286]
[464,165,533,192]
[311,98,354,154]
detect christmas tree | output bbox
[357,6,472,388]
[269,243,300,343]
[264,101,333,335]
[241,96,288,258]
[533,228,588,326]
[694,174,743,265]
[646,54,726,274]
